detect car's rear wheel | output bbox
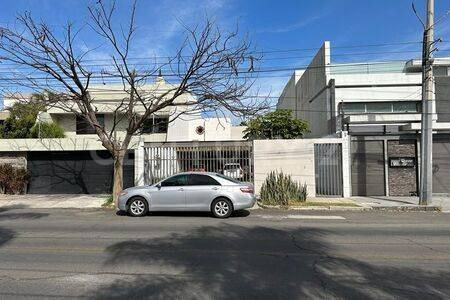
[128,197,148,217]
[211,197,233,218]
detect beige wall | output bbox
[277,42,331,138]
[253,137,351,198]
[0,152,27,169]
[52,114,76,136]
[277,70,304,112]
[253,139,316,197]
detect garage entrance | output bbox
[27,151,134,194]
[433,138,450,194]
[351,140,385,196]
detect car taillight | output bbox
[240,186,253,193]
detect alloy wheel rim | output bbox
[130,200,145,215]
[215,201,229,216]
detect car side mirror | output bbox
[156,183,161,189]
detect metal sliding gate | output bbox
[144,141,253,184]
[314,143,343,196]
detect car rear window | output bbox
[188,174,220,186]
[215,173,241,184]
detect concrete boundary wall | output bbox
[253,137,350,198]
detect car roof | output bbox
[158,172,244,185]
[173,171,218,176]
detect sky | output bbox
[0,0,449,109]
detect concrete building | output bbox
[278,41,450,196]
[3,76,245,143]
[0,76,246,194]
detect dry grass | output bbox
[288,200,360,207]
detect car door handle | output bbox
[212,187,218,190]
[178,188,184,191]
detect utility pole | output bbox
[419,0,435,205]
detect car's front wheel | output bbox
[128,197,148,217]
[211,198,233,218]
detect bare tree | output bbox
[0,1,266,205]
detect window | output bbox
[142,116,169,134]
[434,67,448,77]
[188,174,220,186]
[224,164,241,171]
[160,174,187,187]
[342,103,365,113]
[341,102,420,114]
[393,102,420,113]
[76,114,105,135]
[215,173,241,184]
[366,102,392,113]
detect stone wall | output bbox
[387,140,417,196]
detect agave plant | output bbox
[260,171,307,206]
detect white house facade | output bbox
[277,41,450,197]
[0,76,247,194]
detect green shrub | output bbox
[260,171,308,206]
[30,122,65,138]
[102,194,114,208]
[298,182,308,202]
[0,101,45,138]
[0,164,30,194]
[0,98,65,139]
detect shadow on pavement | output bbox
[116,210,251,218]
[88,224,450,299]
[0,227,14,247]
[0,205,49,249]
[0,204,50,221]
[0,204,28,213]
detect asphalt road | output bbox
[0,206,449,299]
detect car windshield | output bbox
[215,173,241,184]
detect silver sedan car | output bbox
[118,172,256,218]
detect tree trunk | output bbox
[112,151,125,208]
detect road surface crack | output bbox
[404,238,450,255]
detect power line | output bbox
[0,58,441,82]
[1,48,443,70]
[0,41,449,68]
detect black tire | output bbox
[211,197,233,218]
[127,197,149,217]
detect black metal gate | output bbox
[351,140,385,196]
[27,150,135,194]
[314,143,343,196]
[144,141,253,184]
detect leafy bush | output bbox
[0,101,45,138]
[102,194,114,208]
[0,97,65,139]
[259,171,308,206]
[0,164,30,194]
[30,122,65,138]
[243,109,309,140]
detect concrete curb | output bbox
[370,205,441,212]
[257,203,369,211]
[257,202,443,212]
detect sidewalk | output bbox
[1,194,448,211]
[351,196,449,211]
[0,194,107,209]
